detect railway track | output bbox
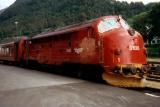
[140,60,160,89]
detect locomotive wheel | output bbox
[102,72,145,88]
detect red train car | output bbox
[0,42,17,62]
[0,37,28,63]
[0,16,159,88]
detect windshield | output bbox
[98,18,120,33]
[119,19,130,29]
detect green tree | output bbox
[148,3,160,39]
[129,12,150,42]
[130,3,160,44]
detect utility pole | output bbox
[15,21,19,36]
[15,21,19,41]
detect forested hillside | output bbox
[0,9,5,15]
[0,0,154,39]
[129,3,160,43]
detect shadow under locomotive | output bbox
[25,61,105,83]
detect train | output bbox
[0,15,160,89]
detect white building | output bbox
[146,36,160,45]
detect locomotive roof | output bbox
[0,36,21,46]
[31,16,118,40]
[0,42,15,47]
[31,19,97,40]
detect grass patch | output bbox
[147,47,160,58]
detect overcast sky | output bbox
[0,0,160,10]
[0,0,16,10]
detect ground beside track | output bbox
[0,64,159,107]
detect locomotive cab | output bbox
[97,16,147,87]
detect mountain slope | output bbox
[0,9,5,15]
[0,0,149,38]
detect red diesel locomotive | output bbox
[0,16,159,88]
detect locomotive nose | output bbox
[102,28,146,66]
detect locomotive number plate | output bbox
[129,45,140,51]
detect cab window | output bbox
[98,18,120,33]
